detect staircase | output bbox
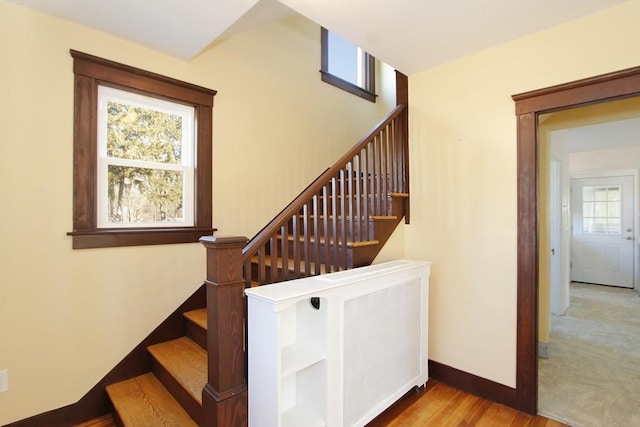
[99,103,408,426]
[243,104,409,287]
[104,309,207,426]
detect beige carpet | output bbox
[538,282,640,427]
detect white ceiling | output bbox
[9,0,627,75]
[566,117,640,153]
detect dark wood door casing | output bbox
[512,66,640,414]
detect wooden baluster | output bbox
[381,126,388,215]
[347,162,355,243]
[374,135,382,215]
[281,224,289,281]
[340,168,348,269]
[361,147,369,241]
[322,184,330,274]
[292,214,300,278]
[303,203,311,276]
[269,236,278,284]
[258,248,266,285]
[331,176,338,272]
[200,236,249,427]
[312,195,320,275]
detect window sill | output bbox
[320,71,377,103]
[67,227,216,249]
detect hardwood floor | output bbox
[368,380,567,427]
[78,380,565,426]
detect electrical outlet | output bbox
[0,370,8,393]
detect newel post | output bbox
[200,236,249,427]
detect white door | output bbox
[571,176,635,288]
[550,159,568,314]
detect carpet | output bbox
[538,282,640,427]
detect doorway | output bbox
[511,66,640,414]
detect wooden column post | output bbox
[200,236,249,427]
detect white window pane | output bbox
[594,187,607,201]
[609,201,621,218]
[583,218,594,234]
[582,186,595,202]
[594,202,608,218]
[583,201,594,217]
[328,32,358,84]
[107,101,184,164]
[607,186,621,201]
[107,165,184,224]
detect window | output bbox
[68,50,216,249]
[320,28,376,102]
[582,185,622,235]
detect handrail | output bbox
[242,104,408,285]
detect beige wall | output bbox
[0,3,390,424]
[405,1,640,387]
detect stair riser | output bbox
[185,320,207,350]
[150,358,202,426]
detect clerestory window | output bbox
[68,50,215,249]
[320,27,377,102]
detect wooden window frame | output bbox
[68,50,216,249]
[320,27,377,103]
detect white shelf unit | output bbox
[246,259,431,427]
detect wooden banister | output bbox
[242,104,409,286]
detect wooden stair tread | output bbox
[183,309,207,330]
[106,373,197,427]
[370,215,398,220]
[389,192,409,198]
[346,240,379,248]
[147,337,206,404]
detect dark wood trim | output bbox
[67,50,215,249]
[4,286,206,427]
[69,227,216,249]
[428,360,517,409]
[70,50,216,105]
[512,66,640,414]
[320,71,377,102]
[395,70,410,224]
[513,66,640,115]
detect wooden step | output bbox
[106,373,197,427]
[73,414,116,427]
[183,309,207,349]
[148,337,207,424]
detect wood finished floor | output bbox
[367,380,566,427]
[78,380,565,426]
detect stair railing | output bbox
[242,104,408,286]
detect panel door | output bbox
[571,176,635,288]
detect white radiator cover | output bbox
[246,259,431,427]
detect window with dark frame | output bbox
[320,28,377,102]
[68,50,216,249]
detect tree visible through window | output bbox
[98,86,194,228]
[68,50,215,249]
